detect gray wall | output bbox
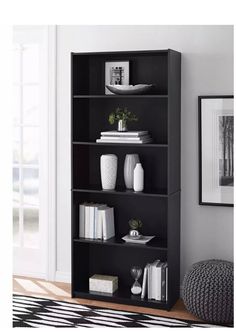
[56,25,234,283]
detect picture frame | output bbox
[199,95,234,206]
[105,61,129,94]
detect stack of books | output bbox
[96,131,153,144]
[79,203,115,240]
[141,260,168,301]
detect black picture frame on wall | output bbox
[199,95,234,207]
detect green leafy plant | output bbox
[108,107,138,125]
[128,218,143,230]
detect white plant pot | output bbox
[100,154,118,190]
[133,163,144,192]
[124,154,140,189]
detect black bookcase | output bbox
[71,49,181,310]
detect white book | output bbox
[99,135,150,141]
[94,204,107,239]
[141,264,149,299]
[84,204,91,238]
[102,207,115,240]
[166,265,168,302]
[150,260,160,300]
[96,209,103,239]
[147,264,152,299]
[79,203,85,238]
[89,205,95,239]
[101,130,148,137]
[155,262,163,301]
[96,138,152,144]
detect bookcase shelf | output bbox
[74,288,170,310]
[74,237,168,251]
[71,49,181,310]
[73,94,169,99]
[72,186,168,198]
[72,141,168,148]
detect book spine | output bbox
[156,265,162,301]
[94,206,98,239]
[151,264,158,300]
[161,263,166,302]
[79,204,85,238]
[103,207,115,240]
[96,139,152,144]
[141,265,148,299]
[89,206,95,239]
[84,206,90,238]
[147,265,152,300]
[101,131,148,137]
[96,210,103,239]
[99,136,150,141]
[166,265,168,302]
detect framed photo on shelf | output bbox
[105,61,129,94]
[199,95,234,206]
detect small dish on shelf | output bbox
[122,235,155,244]
[106,84,154,95]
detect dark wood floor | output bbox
[13,275,201,322]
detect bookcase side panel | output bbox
[167,51,181,194]
[167,192,180,307]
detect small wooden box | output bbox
[89,274,118,293]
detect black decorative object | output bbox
[199,95,234,206]
[182,260,233,325]
[71,49,181,310]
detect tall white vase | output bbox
[133,163,144,192]
[124,154,140,189]
[100,154,118,190]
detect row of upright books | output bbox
[141,260,168,301]
[79,203,115,240]
[96,131,153,144]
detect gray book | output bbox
[161,262,168,301]
[79,203,85,238]
[141,264,149,299]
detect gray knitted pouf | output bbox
[182,260,233,325]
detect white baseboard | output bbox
[55,271,71,283]
[13,270,46,280]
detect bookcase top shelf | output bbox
[74,237,168,251]
[71,49,176,56]
[73,94,168,99]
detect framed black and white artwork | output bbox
[105,61,129,94]
[199,95,234,206]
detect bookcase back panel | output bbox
[73,242,167,292]
[72,98,168,144]
[72,53,168,95]
[72,192,167,239]
[89,244,167,288]
[72,145,167,193]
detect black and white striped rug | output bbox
[13,294,225,328]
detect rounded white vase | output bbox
[133,163,144,192]
[124,154,140,189]
[100,154,118,190]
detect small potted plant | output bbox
[108,107,138,132]
[128,218,143,239]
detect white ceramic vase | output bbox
[124,154,140,189]
[100,154,118,190]
[133,163,144,192]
